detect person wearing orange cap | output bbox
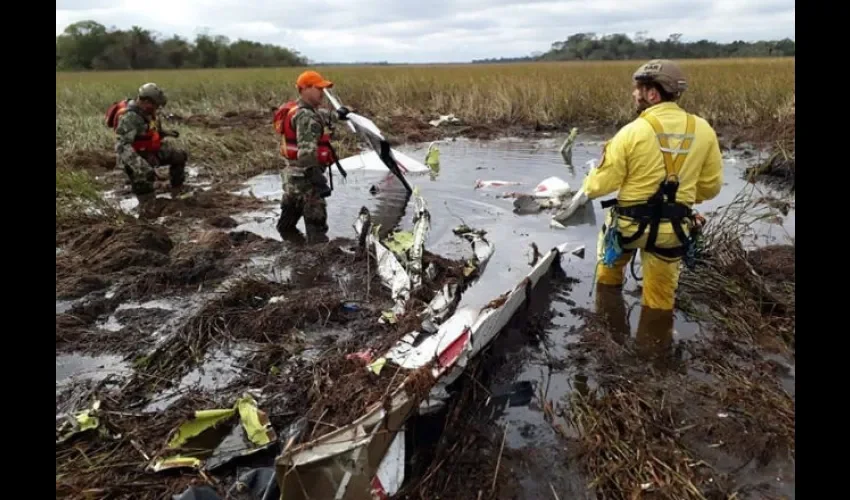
[273,70,350,243]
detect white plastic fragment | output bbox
[428,114,460,127]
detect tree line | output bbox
[473,32,795,63]
[56,21,308,71]
[57,22,796,70]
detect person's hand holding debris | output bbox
[335,106,351,120]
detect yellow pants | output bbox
[595,211,685,311]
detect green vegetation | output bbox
[474,32,795,63]
[56,21,307,71]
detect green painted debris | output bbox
[383,231,415,258]
[150,394,278,472]
[166,408,236,449]
[56,400,103,444]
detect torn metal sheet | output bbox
[276,241,571,500]
[559,127,579,166]
[372,431,406,497]
[408,194,430,290]
[420,283,459,327]
[324,89,418,193]
[428,114,460,127]
[337,149,430,175]
[372,231,412,315]
[533,176,572,199]
[551,188,590,227]
[356,193,485,319]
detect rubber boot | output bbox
[305,223,330,244]
[137,192,159,220]
[594,283,630,344]
[635,306,675,372]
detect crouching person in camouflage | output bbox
[106,83,188,211]
[273,70,349,243]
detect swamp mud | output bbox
[168,109,273,131]
[60,149,116,171]
[57,131,794,499]
[551,218,795,498]
[55,233,473,499]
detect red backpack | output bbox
[105,99,131,129]
[273,100,298,135]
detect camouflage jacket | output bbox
[288,98,340,172]
[114,101,163,172]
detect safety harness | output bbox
[600,110,697,261]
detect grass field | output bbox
[57,58,795,128]
[56,58,795,224]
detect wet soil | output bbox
[144,190,268,220]
[746,152,795,191]
[61,149,115,171]
[55,230,472,499]
[168,109,273,132]
[392,357,522,500]
[680,241,795,351]
[554,237,795,499]
[57,125,795,499]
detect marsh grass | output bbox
[55,59,794,226]
[57,59,794,128]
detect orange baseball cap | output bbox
[296,70,334,90]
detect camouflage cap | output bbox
[632,59,687,95]
[138,82,167,106]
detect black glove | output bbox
[336,106,350,121]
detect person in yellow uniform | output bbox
[580,59,723,366]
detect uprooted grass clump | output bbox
[55,221,283,355]
[561,190,795,499]
[679,190,795,351]
[563,325,794,499]
[142,190,268,220]
[56,167,129,232]
[744,100,795,191]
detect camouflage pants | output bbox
[276,167,330,243]
[120,142,188,195]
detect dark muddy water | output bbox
[57,134,795,497]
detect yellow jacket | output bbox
[582,102,723,238]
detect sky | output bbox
[56,0,795,64]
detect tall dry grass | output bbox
[57,58,794,130]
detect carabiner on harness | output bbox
[682,212,706,270]
[601,211,623,268]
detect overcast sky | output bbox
[56,0,795,63]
